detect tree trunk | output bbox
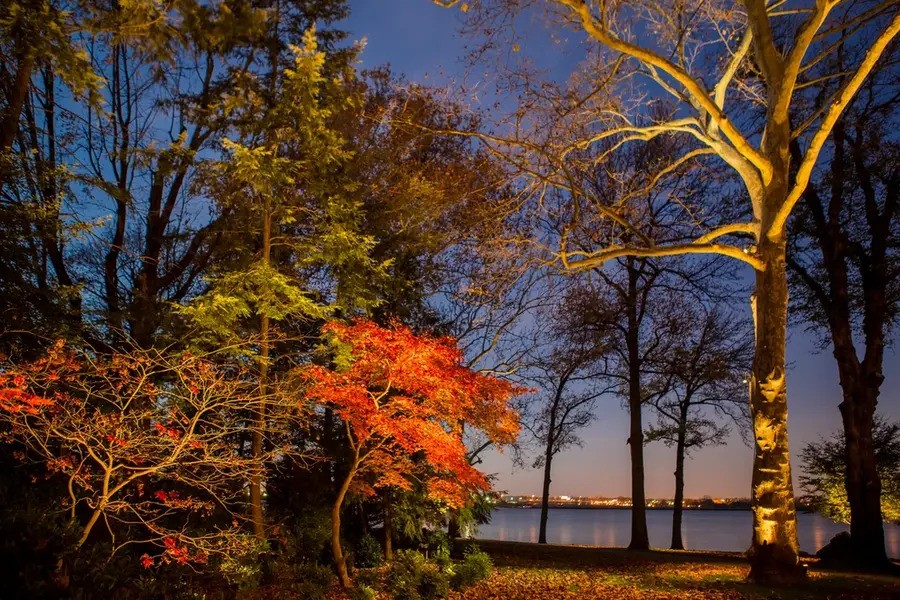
[747,236,805,582]
[249,313,268,540]
[250,199,272,541]
[539,439,554,544]
[840,380,887,568]
[74,507,103,550]
[626,264,649,550]
[447,509,460,540]
[797,122,891,569]
[0,51,35,190]
[671,421,687,550]
[384,497,394,561]
[333,460,358,589]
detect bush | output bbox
[266,516,335,593]
[284,563,333,600]
[419,563,450,599]
[215,534,267,590]
[450,546,492,591]
[388,549,451,600]
[279,510,333,564]
[422,529,451,560]
[348,584,377,600]
[355,533,384,568]
[389,550,425,600]
[355,567,381,589]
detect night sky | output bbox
[340,0,900,500]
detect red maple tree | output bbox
[0,340,304,570]
[300,319,522,587]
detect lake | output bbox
[476,507,900,558]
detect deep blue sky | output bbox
[340,1,900,499]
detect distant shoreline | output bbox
[495,504,754,512]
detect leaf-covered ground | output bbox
[325,540,900,600]
[443,541,900,600]
[444,562,900,599]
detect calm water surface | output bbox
[477,507,900,558]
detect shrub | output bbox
[215,534,267,590]
[348,584,377,600]
[419,563,450,599]
[355,533,384,568]
[450,546,492,591]
[277,510,332,565]
[355,567,381,589]
[286,563,333,600]
[423,529,450,560]
[388,549,451,600]
[389,550,425,600]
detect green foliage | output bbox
[386,487,453,546]
[264,513,336,594]
[423,529,451,561]
[0,2,518,598]
[214,534,268,590]
[283,563,334,600]
[450,546,492,591]
[388,549,452,600]
[348,584,377,600]
[450,490,496,538]
[419,563,451,599]
[354,533,384,568]
[354,567,381,589]
[179,262,328,344]
[800,417,900,524]
[181,26,389,341]
[281,509,334,565]
[0,0,103,100]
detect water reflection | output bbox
[813,523,826,552]
[478,508,900,558]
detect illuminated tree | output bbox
[0,341,303,570]
[179,26,381,540]
[800,418,900,528]
[300,319,521,588]
[433,0,899,580]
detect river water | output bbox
[477,507,900,558]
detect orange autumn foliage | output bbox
[302,319,522,507]
[0,340,302,567]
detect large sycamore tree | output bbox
[434,0,900,581]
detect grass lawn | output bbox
[441,540,900,600]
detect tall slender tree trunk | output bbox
[626,264,649,550]
[384,495,394,560]
[671,420,687,550]
[747,234,804,581]
[250,198,272,541]
[333,458,359,589]
[448,420,465,541]
[538,430,555,544]
[0,50,34,189]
